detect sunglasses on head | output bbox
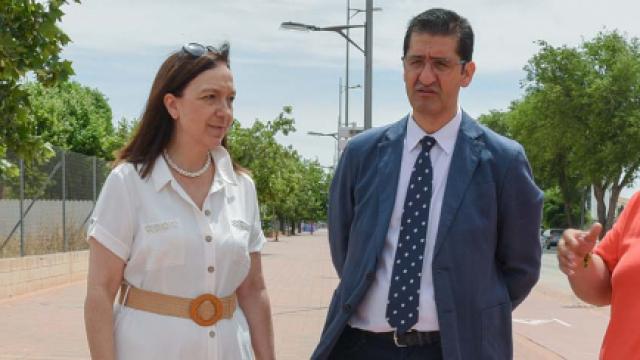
[181,42,217,57]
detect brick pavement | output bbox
[0,232,337,360]
[0,230,584,359]
[263,231,338,359]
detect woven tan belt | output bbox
[118,282,237,326]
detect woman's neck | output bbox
[165,141,210,171]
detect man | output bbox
[312,8,543,360]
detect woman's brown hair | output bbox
[116,43,245,178]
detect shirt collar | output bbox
[407,107,462,155]
[210,145,239,191]
[150,146,238,193]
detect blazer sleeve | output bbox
[497,146,544,309]
[328,143,356,277]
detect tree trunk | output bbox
[272,218,279,242]
[563,198,574,228]
[579,187,586,228]
[593,183,607,238]
[558,166,575,228]
[605,184,623,235]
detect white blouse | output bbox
[87,146,266,360]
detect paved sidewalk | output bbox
[0,230,598,359]
[0,232,337,360]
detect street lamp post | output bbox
[346,1,381,128]
[280,0,378,129]
[279,22,365,52]
[307,131,338,140]
[307,131,339,167]
[340,79,361,128]
[364,0,373,130]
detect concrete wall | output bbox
[0,250,88,300]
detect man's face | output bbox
[403,32,475,123]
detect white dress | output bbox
[87,146,265,360]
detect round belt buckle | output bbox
[189,294,223,326]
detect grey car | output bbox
[543,228,564,249]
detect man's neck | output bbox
[413,108,458,134]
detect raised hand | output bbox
[557,223,602,276]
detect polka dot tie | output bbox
[386,136,436,333]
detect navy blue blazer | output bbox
[312,113,543,359]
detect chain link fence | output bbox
[0,148,110,258]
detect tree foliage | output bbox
[479,31,640,233]
[0,80,136,200]
[23,81,133,160]
[227,106,330,235]
[0,0,80,175]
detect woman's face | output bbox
[164,64,236,150]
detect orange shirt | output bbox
[594,191,640,360]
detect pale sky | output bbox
[59,0,640,192]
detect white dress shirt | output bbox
[349,109,462,332]
[87,146,265,360]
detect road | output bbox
[512,250,609,359]
[0,233,608,359]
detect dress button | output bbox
[204,209,211,216]
[209,330,215,338]
[208,266,215,273]
[205,235,212,242]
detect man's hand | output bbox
[557,223,602,276]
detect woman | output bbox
[558,192,640,359]
[84,43,275,360]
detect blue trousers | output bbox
[328,326,443,360]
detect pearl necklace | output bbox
[162,149,212,178]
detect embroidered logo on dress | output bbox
[144,219,180,234]
[231,219,251,231]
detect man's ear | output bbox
[163,93,179,120]
[461,61,476,88]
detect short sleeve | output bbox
[245,177,266,253]
[594,192,640,271]
[87,166,135,262]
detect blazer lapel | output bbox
[433,112,485,257]
[373,116,407,255]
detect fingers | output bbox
[557,236,577,276]
[564,225,600,255]
[557,223,603,276]
[583,223,602,247]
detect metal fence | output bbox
[0,148,111,258]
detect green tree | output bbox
[521,31,640,233]
[110,117,139,156]
[480,31,640,233]
[227,106,330,238]
[24,81,118,159]
[295,160,330,223]
[477,110,511,138]
[480,105,585,228]
[0,0,79,173]
[1,82,131,200]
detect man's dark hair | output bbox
[403,8,474,62]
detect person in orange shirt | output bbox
[558,191,640,359]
